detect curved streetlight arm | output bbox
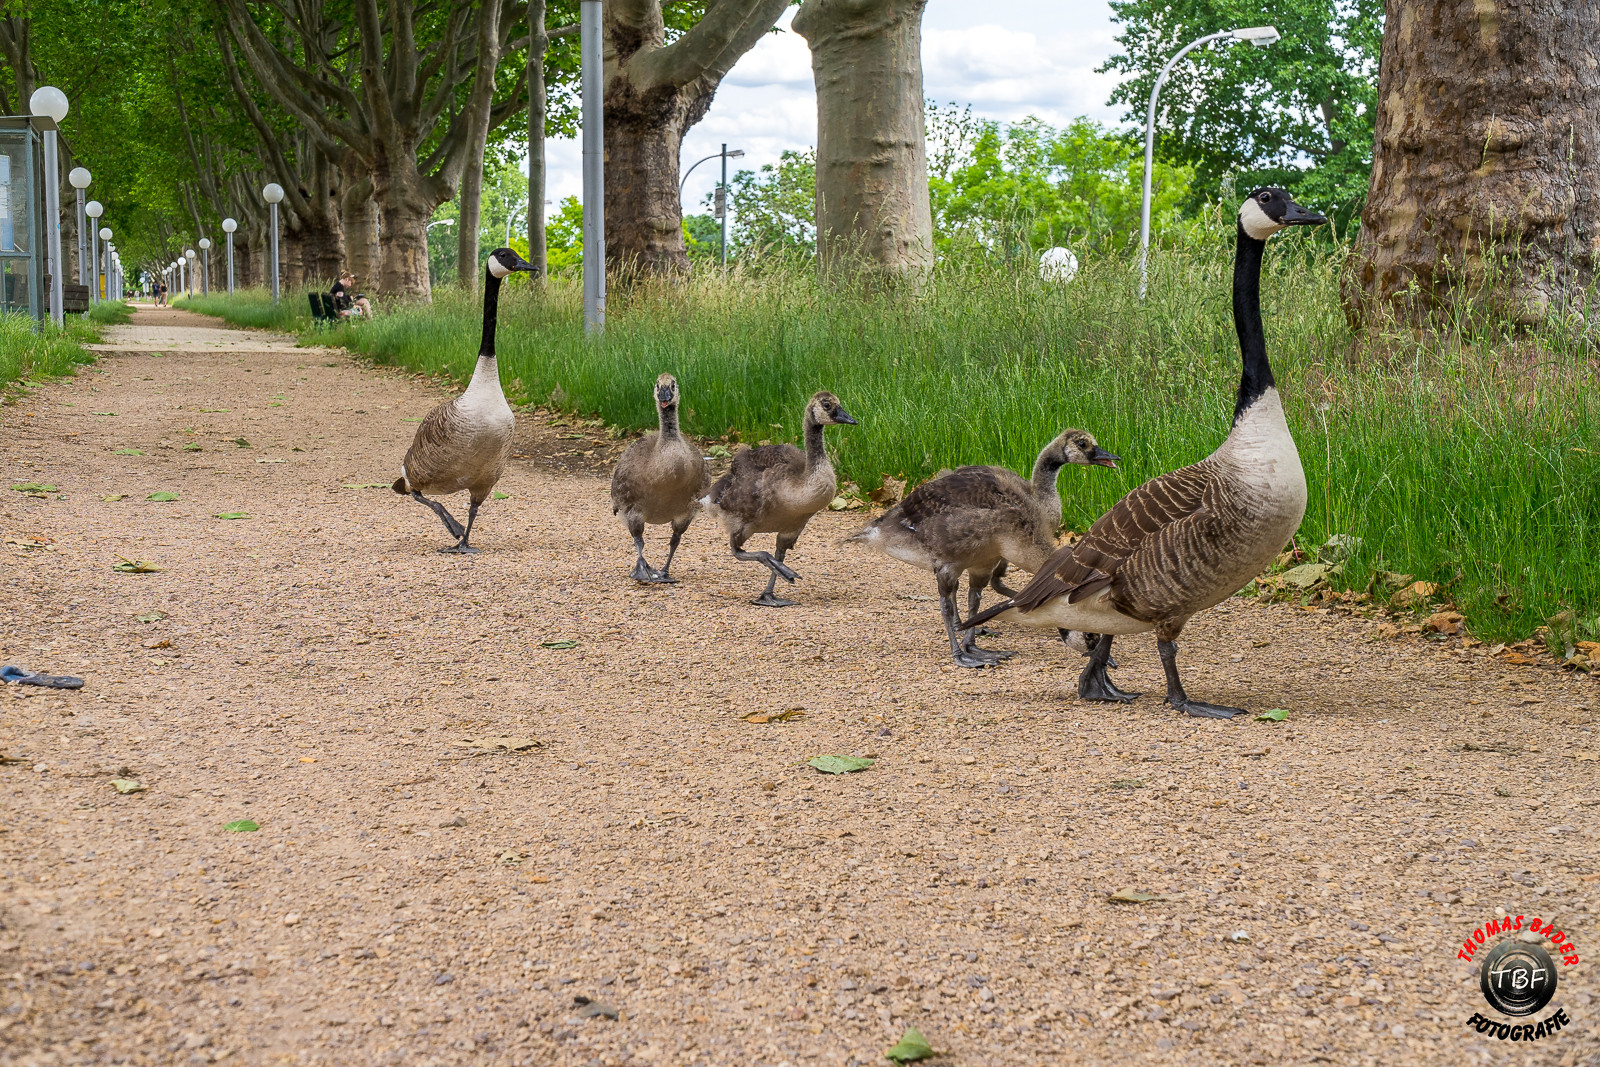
[1139,30,1233,298]
[679,153,725,198]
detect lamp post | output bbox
[221,218,237,293]
[580,0,604,334]
[185,248,196,299]
[30,86,68,325]
[198,237,211,295]
[262,183,284,302]
[427,219,454,232]
[68,166,90,286]
[100,229,113,298]
[1139,25,1280,299]
[84,199,103,303]
[177,255,185,300]
[680,146,744,269]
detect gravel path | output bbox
[2,303,1597,1066]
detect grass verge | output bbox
[185,238,1600,645]
[0,306,122,390]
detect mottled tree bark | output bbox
[793,0,932,275]
[527,0,549,278]
[1350,0,1600,325]
[602,0,792,274]
[340,173,381,294]
[457,0,505,290]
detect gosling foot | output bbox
[752,592,798,608]
[952,650,999,669]
[438,542,480,555]
[1168,697,1245,720]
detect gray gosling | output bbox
[701,391,858,606]
[849,429,1117,668]
[609,372,708,583]
[964,189,1326,718]
[392,247,535,553]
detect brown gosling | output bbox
[609,373,708,583]
[848,429,1117,668]
[700,391,858,606]
[391,247,534,553]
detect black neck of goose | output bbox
[804,412,827,468]
[1232,223,1271,423]
[658,402,680,440]
[479,267,504,358]
[1030,452,1065,498]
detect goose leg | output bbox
[439,498,483,554]
[940,566,997,668]
[411,491,465,542]
[1060,629,1119,669]
[732,532,798,605]
[1158,639,1243,719]
[752,533,800,607]
[962,568,1014,660]
[626,515,674,583]
[657,517,691,583]
[990,561,1020,600]
[1077,633,1139,703]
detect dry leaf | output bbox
[454,737,543,751]
[1107,889,1158,904]
[742,708,804,723]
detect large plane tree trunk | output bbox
[457,0,505,290]
[793,0,933,275]
[602,0,793,274]
[1349,0,1600,326]
[527,0,549,278]
[341,174,381,295]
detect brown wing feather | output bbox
[884,466,1031,530]
[709,443,805,516]
[402,399,464,486]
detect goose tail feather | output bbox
[960,598,1015,632]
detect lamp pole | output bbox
[68,167,90,286]
[1138,26,1280,299]
[100,228,113,299]
[198,238,211,295]
[580,0,604,334]
[84,199,103,303]
[719,143,729,269]
[185,249,196,299]
[30,87,69,326]
[263,183,284,302]
[220,219,235,292]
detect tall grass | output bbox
[0,307,119,388]
[189,232,1600,643]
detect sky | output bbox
[538,1,1126,217]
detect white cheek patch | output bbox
[1238,198,1283,240]
[488,258,511,278]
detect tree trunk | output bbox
[793,0,933,275]
[282,223,304,290]
[1349,0,1600,326]
[341,175,381,295]
[601,0,793,274]
[528,0,548,278]
[457,0,505,289]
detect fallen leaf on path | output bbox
[743,709,804,723]
[827,496,862,511]
[1572,752,1599,763]
[1276,562,1334,590]
[133,611,166,623]
[1254,708,1290,722]
[215,512,250,520]
[92,411,117,417]
[454,737,543,751]
[112,557,161,573]
[1501,653,1535,666]
[540,639,579,650]
[11,482,57,496]
[199,408,229,413]
[498,850,524,867]
[5,536,53,550]
[1110,779,1144,789]
[111,448,144,456]
[182,443,201,452]
[573,996,619,1020]
[298,757,317,763]
[0,753,25,765]
[101,494,127,502]
[110,779,147,794]
[341,482,389,489]
[885,1027,934,1064]
[257,459,286,464]
[870,476,907,506]
[492,491,510,500]
[224,819,259,832]
[706,444,732,458]
[807,755,874,775]
[145,491,178,501]
[1107,889,1158,904]
[232,438,251,447]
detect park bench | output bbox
[308,291,338,329]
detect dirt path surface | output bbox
[3,303,1598,1066]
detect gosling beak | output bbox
[1281,200,1327,227]
[833,408,859,426]
[1088,445,1119,469]
[656,386,674,408]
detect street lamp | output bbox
[84,199,103,304]
[185,248,196,299]
[68,166,90,287]
[680,146,744,270]
[98,227,112,300]
[1138,26,1280,299]
[30,86,68,325]
[198,237,211,296]
[262,182,284,302]
[427,219,455,232]
[221,218,237,293]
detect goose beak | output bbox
[833,408,859,426]
[657,386,675,407]
[1281,200,1327,226]
[513,254,538,272]
[1088,446,1119,468]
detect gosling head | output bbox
[1045,429,1118,469]
[808,391,858,427]
[1237,188,1327,241]
[655,372,680,411]
[486,246,536,279]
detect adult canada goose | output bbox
[610,373,708,582]
[391,247,534,553]
[964,189,1325,717]
[847,429,1118,667]
[701,391,858,606]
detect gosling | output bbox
[609,373,708,583]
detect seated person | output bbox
[330,271,373,319]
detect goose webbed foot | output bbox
[630,557,676,584]
[752,591,799,608]
[1077,634,1139,703]
[1060,630,1119,669]
[961,637,1015,662]
[438,541,480,555]
[952,649,999,669]
[1157,638,1242,720]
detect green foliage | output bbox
[0,313,100,389]
[192,228,1600,644]
[725,149,817,258]
[1101,0,1382,222]
[85,301,134,326]
[544,197,585,273]
[928,107,1194,254]
[683,214,721,263]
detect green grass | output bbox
[189,234,1600,644]
[181,290,313,332]
[0,311,106,389]
[85,299,134,326]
